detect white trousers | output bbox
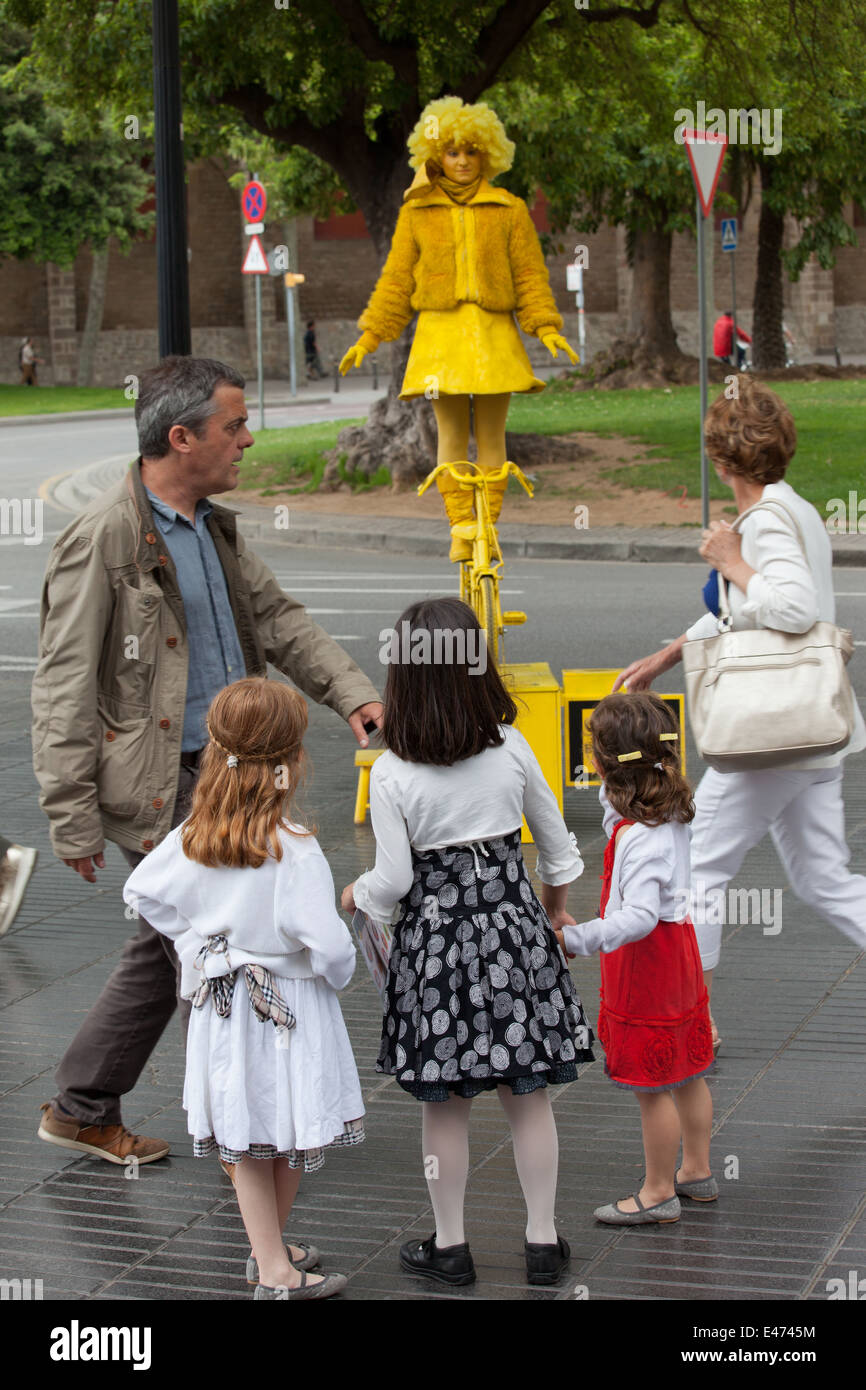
[690,764,866,970]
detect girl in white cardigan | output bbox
[342,597,594,1289]
[123,678,363,1301]
[615,379,866,1050]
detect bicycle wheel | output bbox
[478,573,501,663]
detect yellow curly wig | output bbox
[407,96,515,179]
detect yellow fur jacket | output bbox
[358,180,563,347]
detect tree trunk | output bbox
[751,162,787,370]
[628,220,681,359]
[76,244,110,387]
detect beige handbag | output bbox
[682,498,856,770]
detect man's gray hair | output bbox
[135,356,246,459]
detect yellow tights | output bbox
[432,393,510,560]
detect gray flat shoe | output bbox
[675,1175,719,1202]
[254,1270,347,1300]
[594,1192,680,1226]
[247,1242,321,1283]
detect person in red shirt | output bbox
[712,311,751,369]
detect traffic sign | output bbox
[721,217,738,252]
[244,221,264,236]
[242,180,267,222]
[682,129,727,217]
[242,234,269,275]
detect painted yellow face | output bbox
[440,144,483,183]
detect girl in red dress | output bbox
[558,693,716,1226]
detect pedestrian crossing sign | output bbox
[721,218,738,252]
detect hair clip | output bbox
[659,732,678,741]
[226,754,239,768]
[617,750,642,762]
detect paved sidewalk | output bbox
[1,657,865,1304]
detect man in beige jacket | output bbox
[32,356,382,1166]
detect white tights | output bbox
[421,1086,559,1248]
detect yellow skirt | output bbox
[400,303,545,400]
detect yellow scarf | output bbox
[403,162,484,204]
[436,172,484,204]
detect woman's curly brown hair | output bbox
[704,376,796,485]
[182,677,314,868]
[589,692,694,827]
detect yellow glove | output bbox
[339,331,380,376]
[540,332,579,366]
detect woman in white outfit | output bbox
[615,379,866,1046]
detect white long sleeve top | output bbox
[122,823,357,997]
[684,479,866,768]
[561,787,690,957]
[352,724,584,923]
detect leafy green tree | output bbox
[0,9,153,381]
[10,0,668,473]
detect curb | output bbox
[234,509,866,567]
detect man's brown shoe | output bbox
[37,1102,170,1164]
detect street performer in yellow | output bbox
[340,96,578,561]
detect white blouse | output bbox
[352,724,584,923]
[123,823,357,998]
[561,787,691,957]
[684,480,866,768]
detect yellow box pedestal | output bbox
[561,668,686,786]
[500,661,563,843]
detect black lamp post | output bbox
[152,0,191,357]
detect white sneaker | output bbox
[0,845,37,937]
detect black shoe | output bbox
[399,1234,476,1286]
[525,1235,570,1285]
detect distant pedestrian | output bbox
[123,677,362,1301]
[342,597,594,1288]
[0,837,38,937]
[303,321,324,380]
[712,311,751,370]
[557,693,716,1227]
[18,338,44,385]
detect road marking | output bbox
[273,573,455,581]
[0,599,39,612]
[38,454,132,512]
[835,592,866,597]
[272,586,524,595]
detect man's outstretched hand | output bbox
[64,853,106,884]
[348,702,384,748]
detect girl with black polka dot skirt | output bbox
[342,598,594,1287]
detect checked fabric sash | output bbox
[191,934,296,1033]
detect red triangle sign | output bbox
[682,129,727,217]
[242,234,269,275]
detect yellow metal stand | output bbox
[353,748,385,824]
[500,661,563,842]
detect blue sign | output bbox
[721,217,738,252]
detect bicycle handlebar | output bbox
[417,460,533,498]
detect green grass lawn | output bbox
[0,385,134,415]
[238,379,865,512]
[238,419,369,493]
[509,378,866,509]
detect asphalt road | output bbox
[2,418,866,1331]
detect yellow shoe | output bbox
[449,529,473,563]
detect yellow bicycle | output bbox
[418,460,533,663]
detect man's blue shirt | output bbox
[145,488,245,751]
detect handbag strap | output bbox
[715,496,810,630]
